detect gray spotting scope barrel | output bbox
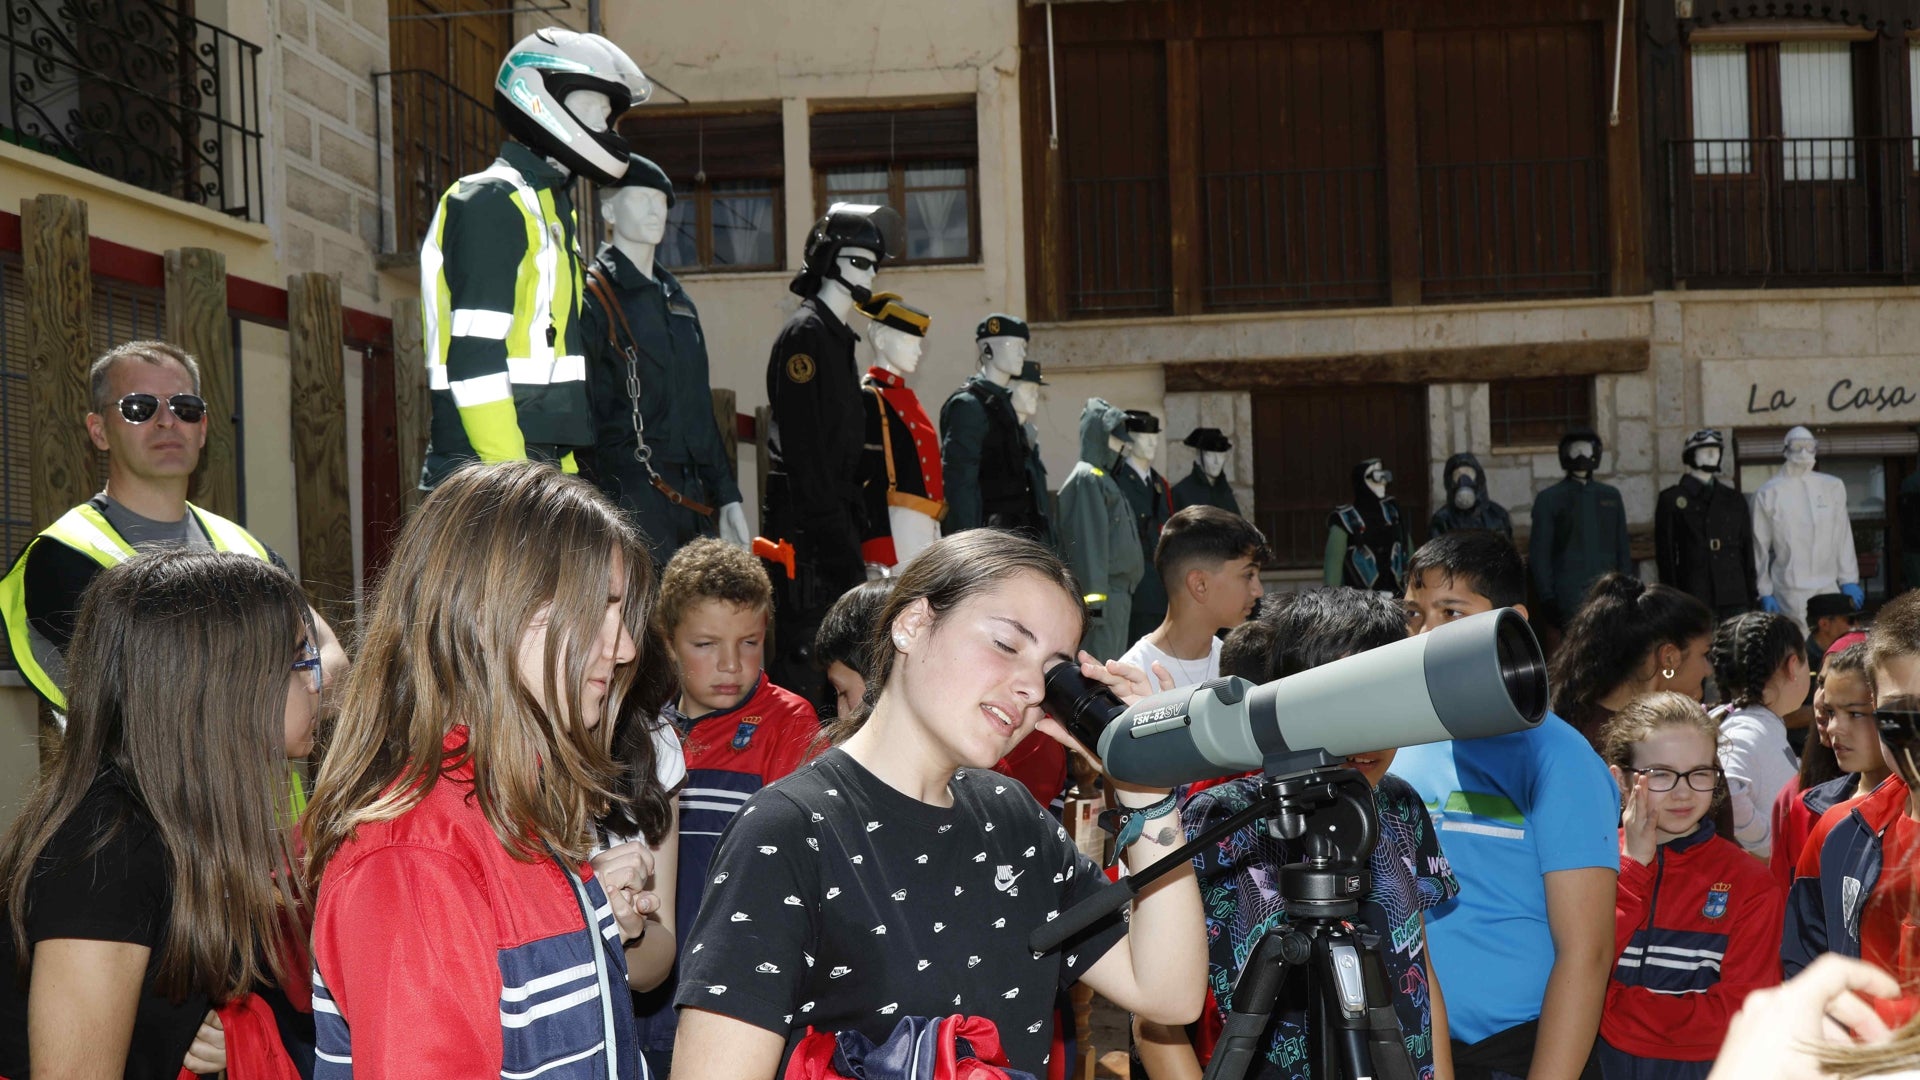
[1095,607,1547,789]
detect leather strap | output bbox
[869,385,948,522]
[585,265,715,518]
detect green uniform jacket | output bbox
[1057,400,1145,661]
[1529,476,1635,624]
[420,142,592,489]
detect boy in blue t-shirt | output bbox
[1182,588,1460,1080]
[1393,531,1620,1080]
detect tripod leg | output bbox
[1317,930,1418,1080]
[1202,929,1305,1080]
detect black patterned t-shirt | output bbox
[673,747,1127,1075]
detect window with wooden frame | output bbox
[1684,26,1866,180]
[810,104,980,265]
[616,110,785,273]
[1489,376,1594,449]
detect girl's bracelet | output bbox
[1099,791,1181,861]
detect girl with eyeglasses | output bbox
[0,550,317,1079]
[1594,691,1785,1080]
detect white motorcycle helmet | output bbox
[494,28,650,185]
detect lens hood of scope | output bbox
[1422,607,1547,740]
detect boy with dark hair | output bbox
[1785,590,1920,1026]
[811,578,892,721]
[1392,530,1620,1080]
[1152,588,1460,1080]
[1219,605,1285,683]
[1119,505,1271,689]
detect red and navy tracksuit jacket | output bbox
[1599,821,1783,1080]
[311,729,647,1080]
[630,673,819,1055]
[1784,771,1910,977]
[1770,773,1860,891]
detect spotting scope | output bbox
[1055,607,1546,788]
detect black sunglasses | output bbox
[1875,709,1920,743]
[840,254,876,271]
[115,393,206,425]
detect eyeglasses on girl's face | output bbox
[1624,766,1723,792]
[115,393,207,425]
[292,639,323,694]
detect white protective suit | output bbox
[1753,453,1858,634]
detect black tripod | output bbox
[1033,750,1415,1080]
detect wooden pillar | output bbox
[390,297,427,513]
[710,387,738,482]
[1166,37,1202,316]
[1605,0,1647,296]
[22,195,95,534]
[165,248,237,519]
[287,273,354,623]
[754,404,772,519]
[1382,29,1424,307]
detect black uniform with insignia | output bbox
[940,315,1046,538]
[1655,430,1757,618]
[1115,410,1173,641]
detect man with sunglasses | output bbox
[1784,590,1920,1027]
[0,341,333,713]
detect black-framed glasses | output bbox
[1625,766,1723,792]
[840,254,876,271]
[1875,709,1920,743]
[292,639,322,693]
[115,393,206,425]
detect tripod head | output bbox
[1255,750,1379,922]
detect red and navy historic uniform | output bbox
[628,674,820,1056]
[1598,821,1783,1080]
[859,366,947,566]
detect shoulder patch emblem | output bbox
[1702,881,1731,919]
[1676,495,1688,509]
[786,353,816,384]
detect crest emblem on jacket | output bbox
[1702,881,1731,919]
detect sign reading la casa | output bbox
[1702,358,1920,428]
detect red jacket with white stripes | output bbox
[1601,821,1785,1064]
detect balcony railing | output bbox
[1667,136,1915,285]
[1065,174,1172,317]
[1200,165,1389,311]
[0,0,263,220]
[1419,156,1607,301]
[375,69,501,257]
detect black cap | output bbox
[1183,427,1232,453]
[603,152,675,207]
[855,292,930,337]
[1806,594,1858,621]
[976,313,1030,341]
[1124,409,1161,435]
[1013,360,1047,385]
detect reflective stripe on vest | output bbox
[0,502,268,709]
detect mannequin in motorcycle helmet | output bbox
[494,28,650,186]
[789,203,906,303]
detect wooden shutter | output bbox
[619,111,786,184]
[810,105,977,166]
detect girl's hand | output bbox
[1033,652,1176,803]
[183,1010,225,1075]
[1611,766,1658,866]
[590,841,660,944]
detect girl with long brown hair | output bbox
[305,461,675,1080]
[0,549,316,1079]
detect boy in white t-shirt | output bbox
[1118,505,1271,690]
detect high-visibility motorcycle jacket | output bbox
[419,141,592,488]
[0,499,269,708]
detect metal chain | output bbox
[625,342,652,469]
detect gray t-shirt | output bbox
[96,496,212,553]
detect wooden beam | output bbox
[287,273,354,623]
[165,248,237,519]
[711,388,738,482]
[1164,338,1650,392]
[754,404,773,521]
[390,297,427,514]
[22,195,94,533]
[1165,37,1202,316]
[1382,29,1422,306]
[1605,0,1647,296]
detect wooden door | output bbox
[1250,385,1430,570]
[388,0,510,251]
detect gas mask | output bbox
[1783,426,1818,475]
[1564,440,1598,475]
[1364,461,1392,498]
[1450,476,1478,511]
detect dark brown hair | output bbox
[1550,574,1714,716]
[1711,611,1806,710]
[820,529,1083,746]
[1869,590,1920,675]
[306,462,669,876]
[0,550,308,1002]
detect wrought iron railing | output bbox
[1419,156,1607,301]
[0,0,263,219]
[1200,165,1389,311]
[1065,174,1172,317]
[1666,136,1915,285]
[374,68,501,257]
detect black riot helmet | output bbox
[1682,428,1725,472]
[790,203,906,302]
[1558,428,1603,475]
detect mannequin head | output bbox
[1449,464,1479,511]
[565,89,613,134]
[793,203,902,303]
[1129,431,1160,465]
[603,186,668,248]
[492,29,648,185]
[1108,434,1128,456]
[870,324,922,375]
[1359,458,1392,500]
[1682,428,1724,477]
[1783,426,1818,476]
[1559,428,1603,478]
[855,292,931,377]
[975,314,1031,386]
[1011,380,1041,423]
[1183,428,1233,480]
[1200,451,1228,480]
